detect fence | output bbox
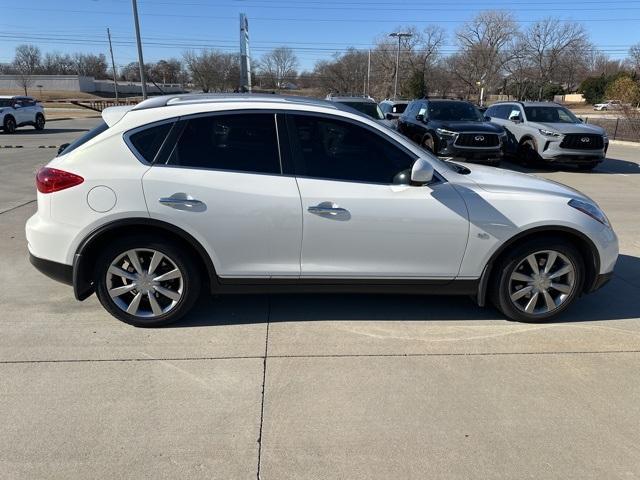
[582,117,640,142]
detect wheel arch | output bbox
[476,226,600,306]
[73,218,218,300]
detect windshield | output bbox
[0,99,13,108]
[523,106,580,124]
[58,121,109,156]
[341,102,385,120]
[428,102,483,122]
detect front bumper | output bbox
[539,138,607,163]
[436,139,504,163]
[29,253,73,286]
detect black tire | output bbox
[518,139,540,166]
[577,162,598,171]
[94,235,202,327]
[3,116,16,134]
[490,237,585,323]
[421,134,436,153]
[35,114,45,130]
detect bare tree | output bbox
[183,50,239,92]
[13,44,41,95]
[73,53,108,79]
[42,52,75,75]
[258,47,298,89]
[521,18,588,99]
[314,48,368,95]
[628,43,640,72]
[452,10,519,98]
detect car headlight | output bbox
[436,128,457,137]
[539,129,561,137]
[568,198,610,227]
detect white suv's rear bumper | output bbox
[26,210,79,266]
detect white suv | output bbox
[485,101,608,170]
[0,95,46,133]
[27,94,618,326]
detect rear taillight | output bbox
[36,167,84,193]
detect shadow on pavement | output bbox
[6,127,90,135]
[170,254,640,328]
[501,157,640,175]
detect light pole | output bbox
[389,32,412,100]
[131,0,147,99]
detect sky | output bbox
[0,0,638,72]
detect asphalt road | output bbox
[1,119,640,479]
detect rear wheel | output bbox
[491,238,584,322]
[95,235,201,327]
[3,116,16,134]
[35,114,45,130]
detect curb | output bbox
[609,139,640,147]
[0,145,24,148]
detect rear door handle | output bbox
[159,196,204,209]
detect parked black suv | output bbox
[397,99,507,165]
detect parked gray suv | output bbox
[485,101,608,170]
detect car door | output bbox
[141,112,302,278]
[14,98,31,124]
[286,112,469,278]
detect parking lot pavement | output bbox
[1,120,640,478]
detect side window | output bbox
[165,113,281,175]
[485,106,497,118]
[25,98,36,107]
[288,114,416,184]
[129,122,173,163]
[508,107,522,120]
[379,103,390,114]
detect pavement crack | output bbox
[0,199,36,215]
[256,297,271,480]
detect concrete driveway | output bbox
[1,119,639,479]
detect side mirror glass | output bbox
[411,157,434,185]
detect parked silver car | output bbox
[485,101,608,170]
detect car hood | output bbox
[459,163,590,200]
[533,122,605,135]
[436,121,502,133]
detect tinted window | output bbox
[0,99,12,108]
[289,114,415,184]
[524,106,579,124]
[165,113,281,174]
[427,101,483,121]
[392,103,408,114]
[340,102,384,120]
[59,121,109,156]
[129,122,173,163]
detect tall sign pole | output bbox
[239,13,252,92]
[131,0,148,99]
[107,28,119,103]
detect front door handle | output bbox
[159,196,205,209]
[308,202,349,216]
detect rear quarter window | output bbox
[128,122,173,163]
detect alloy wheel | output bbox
[106,248,184,318]
[508,250,576,315]
[5,118,16,133]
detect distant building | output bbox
[0,74,183,95]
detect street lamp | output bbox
[389,31,412,100]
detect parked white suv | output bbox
[593,100,622,111]
[27,94,618,326]
[0,95,46,133]
[485,101,608,170]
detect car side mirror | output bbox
[415,114,424,122]
[510,116,521,123]
[411,157,434,185]
[484,115,491,121]
[57,143,70,156]
[13,104,21,109]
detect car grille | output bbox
[560,134,604,150]
[454,133,500,148]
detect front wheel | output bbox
[421,134,436,153]
[35,114,45,130]
[95,236,201,327]
[491,238,584,322]
[518,139,540,166]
